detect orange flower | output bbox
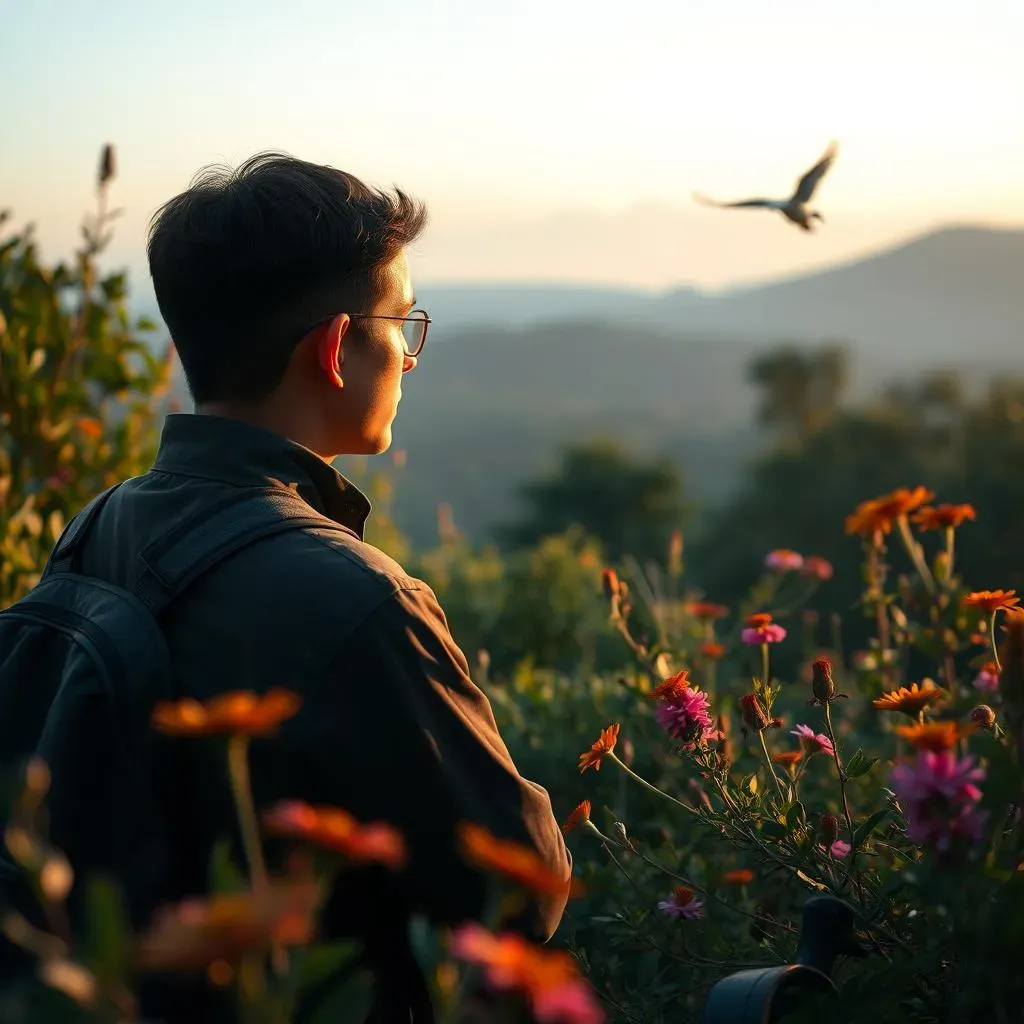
[648,671,691,703]
[746,612,773,629]
[699,641,725,659]
[562,801,591,834]
[577,724,620,773]
[458,823,576,898]
[894,720,977,752]
[963,590,1020,614]
[911,504,977,531]
[686,602,728,620]
[262,801,406,869]
[451,924,602,1023]
[771,750,804,768]
[845,487,934,536]
[76,417,103,440]
[152,689,301,737]
[722,869,754,885]
[135,881,321,971]
[872,681,947,717]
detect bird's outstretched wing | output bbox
[792,142,838,203]
[693,192,777,210]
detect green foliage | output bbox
[500,439,691,565]
[0,151,174,608]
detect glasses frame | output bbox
[295,309,431,357]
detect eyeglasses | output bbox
[296,309,431,357]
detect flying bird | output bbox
[693,142,838,232]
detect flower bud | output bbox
[970,704,996,730]
[739,694,770,733]
[819,814,839,847]
[811,658,835,703]
[601,568,621,599]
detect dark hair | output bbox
[147,152,428,403]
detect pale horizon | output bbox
[3,0,1022,290]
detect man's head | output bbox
[148,153,428,457]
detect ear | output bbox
[315,314,351,390]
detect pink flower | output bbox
[533,982,605,1024]
[801,556,834,581]
[829,840,851,859]
[657,886,705,920]
[791,724,835,757]
[765,549,803,572]
[655,687,716,751]
[972,666,1000,694]
[741,624,787,646]
[890,751,987,854]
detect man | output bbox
[78,154,571,1020]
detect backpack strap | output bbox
[44,484,124,577]
[128,488,349,617]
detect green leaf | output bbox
[853,809,892,849]
[845,748,879,779]
[760,820,788,840]
[302,968,376,1024]
[785,800,807,833]
[82,876,129,988]
[294,941,363,993]
[207,838,248,895]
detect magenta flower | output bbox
[655,687,716,751]
[890,751,987,854]
[829,840,851,859]
[791,724,835,757]
[801,555,834,581]
[972,667,1000,694]
[658,886,705,920]
[765,549,804,572]
[741,624,787,646]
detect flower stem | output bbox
[608,752,696,814]
[896,515,935,594]
[822,703,856,860]
[760,642,770,688]
[756,732,784,800]
[991,610,1002,671]
[227,735,268,894]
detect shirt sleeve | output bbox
[304,580,572,943]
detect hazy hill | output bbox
[162,224,1024,546]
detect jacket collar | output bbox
[152,414,371,538]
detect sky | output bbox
[2,0,1022,291]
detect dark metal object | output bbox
[700,896,868,1023]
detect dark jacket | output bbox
[76,414,571,1022]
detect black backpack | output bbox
[0,484,345,941]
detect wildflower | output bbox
[894,721,975,753]
[135,882,321,970]
[911,504,977,531]
[963,590,1020,614]
[699,641,725,659]
[971,705,996,730]
[600,569,620,599]
[771,750,804,769]
[722,869,754,885]
[872,681,947,717]
[451,923,604,1024]
[262,802,406,869]
[562,801,591,834]
[655,687,716,750]
[687,602,729,620]
[739,694,782,734]
[746,612,773,629]
[152,689,301,737]
[818,814,839,847]
[845,487,934,536]
[801,556,834,581]
[830,840,851,859]
[657,886,705,920]
[647,670,691,702]
[458,823,575,898]
[890,750,987,853]
[741,623,787,645]
[972,662,1000,694]
[791,724,834,757]
[765,549,803,572]
[577,724,620,773]
[76,417,103,440]
[808,657,848,705]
